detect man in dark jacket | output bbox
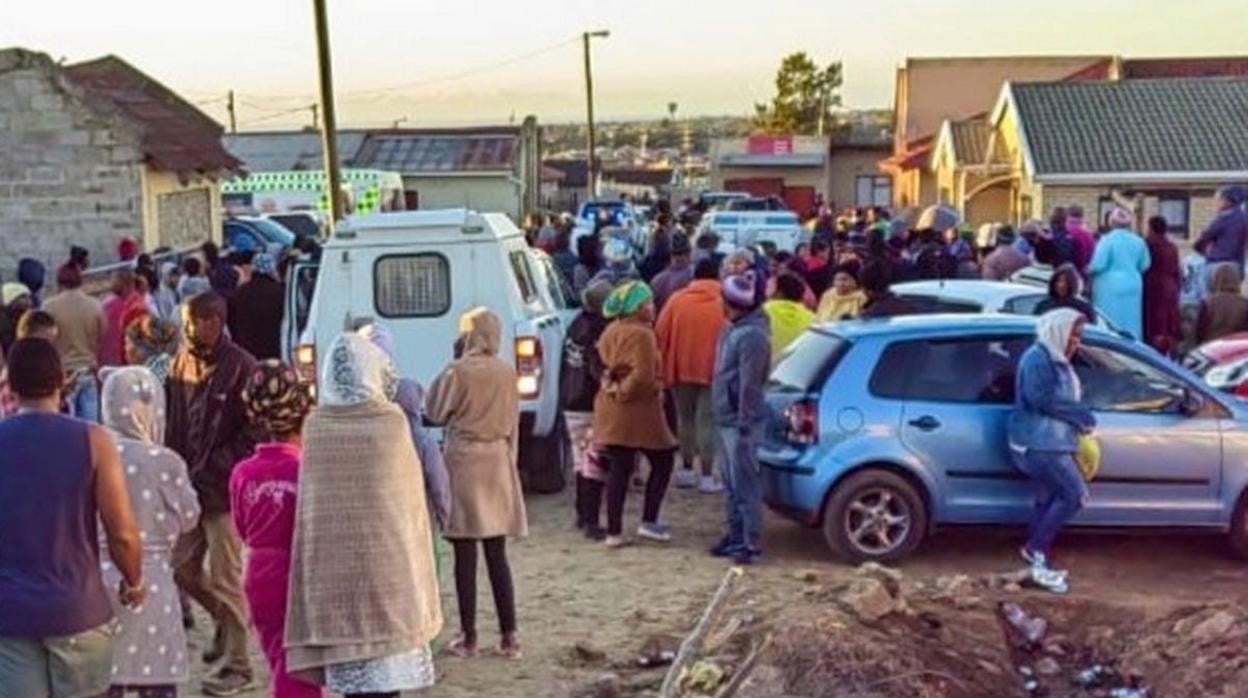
[710,272,771,565]
[859,259,917,319]
[229,252,284,360]
[560,279,613,539]
[166,292,256,694]
[1195,185,1248,279]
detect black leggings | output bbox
[576,473,605,529]
[346,693,398,698]
[603,446,676,536]
[450,537,516,638]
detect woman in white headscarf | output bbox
[284,333,441,698]
[98,366,201,696]
[1007,308,1097,594]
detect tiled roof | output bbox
[1011,77,1248,176]
[1122,57,1248,79]
[62,56,240,175]
[950,119,990,165]
[880,136,935,172]
[352,128,519,174]
[223,130,367,171]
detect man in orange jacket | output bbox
[655,258,727,493]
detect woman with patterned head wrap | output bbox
[229,360,320,697]
[124,315,180,386]
[285,334,441,697]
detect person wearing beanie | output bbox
[709,272,771,565]
[1195,185,1248,285]
[117,237,140,262]
[656,259,727,494]
[560,280,614,540]
[1088,207,1151,340]
[43,264,106,421]
[981,225,1030,281]
[649,233,694,311]
[230,252,284,360]
[594,281,678,548]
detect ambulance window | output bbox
[509,250,539,304]
[374,253,451,318]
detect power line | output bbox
[341,37,579,99]
[236,104,316,128]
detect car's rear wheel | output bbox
[822,469,928,563]
[1229,492,1248,560]
[518,416,570,495]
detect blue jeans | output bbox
[1013,449,1087,555]
[66,371,99,423]
[717,426,763,549]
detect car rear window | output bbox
[1003,294,1047,315]
[768,331,849,393]
[894,293,982,314]
[374,253,451,318]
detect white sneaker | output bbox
[698,476,724,494]
[674,469,699,489]
[1030,565,1070,595]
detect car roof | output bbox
[324,208,523,246]
[892,280,1046,304]
[813,313,1115,342]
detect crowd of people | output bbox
[2,182,1247,696]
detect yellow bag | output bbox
[1075,434,1100,482]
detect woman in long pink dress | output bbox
[229,360,319,698]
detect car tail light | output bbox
[294,343,317,385]
[783,399,818,445]
[515,336,542,399]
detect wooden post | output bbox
[312,0,344,233]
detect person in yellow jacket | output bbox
[816,266,868,322]
[762,273,815,362]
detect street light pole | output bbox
[312,0,345,234]
[582,30,609,199]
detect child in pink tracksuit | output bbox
[230,360,320,698]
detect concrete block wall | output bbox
[0,65,144,279]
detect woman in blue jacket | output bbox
[1008,308,1097,593]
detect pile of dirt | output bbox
[574,564,1248,697]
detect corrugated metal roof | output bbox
[352,129,519,174]
[222,131,367,171]
[61,56,240,175]
[1012,77,1248,175]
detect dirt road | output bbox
[186,484,1248,697]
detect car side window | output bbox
[1072,343,1187,414]
[870,336,1030,404]
[1003,294,1047,315]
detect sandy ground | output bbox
[184,481,1248,697]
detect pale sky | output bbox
[3,0,1245,129]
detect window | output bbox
[1158,194,1190,238]
[292,264,320,336]
[508,250,539,304]
[870,337,1031,404]
[1097,197,1117,232]
[1020,195,1034,222]
[856,176,892,207]
[1072,343,1186,413]
[891,294,982,314]
[1002,294,1048,316]
[373,254,451,318]
[769,332,849,393]
[539,254,578,310]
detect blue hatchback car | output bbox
[760,314,1248,563]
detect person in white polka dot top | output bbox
[98,366,201,697]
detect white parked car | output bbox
[890,279,1125,334]
[694,210,806,254]
[283,209,570,492]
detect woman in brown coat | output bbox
[594,281,679,548]
[427,307,526,659]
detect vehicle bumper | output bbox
[758,444,821,526]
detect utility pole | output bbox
[582,30,609,199]
[226,90,237,134]
[312,0,344,231]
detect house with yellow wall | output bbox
[0,48,238,275]
[977,76,1248,238]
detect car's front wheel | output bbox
[822,469,928,563]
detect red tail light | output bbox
[784,399,818,445]
[515,336,543,399]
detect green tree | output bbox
[753,52,842,135]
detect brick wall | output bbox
[0,63,144,279]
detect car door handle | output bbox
[907,416,942,431]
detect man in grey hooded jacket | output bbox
[710,271,771,565]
